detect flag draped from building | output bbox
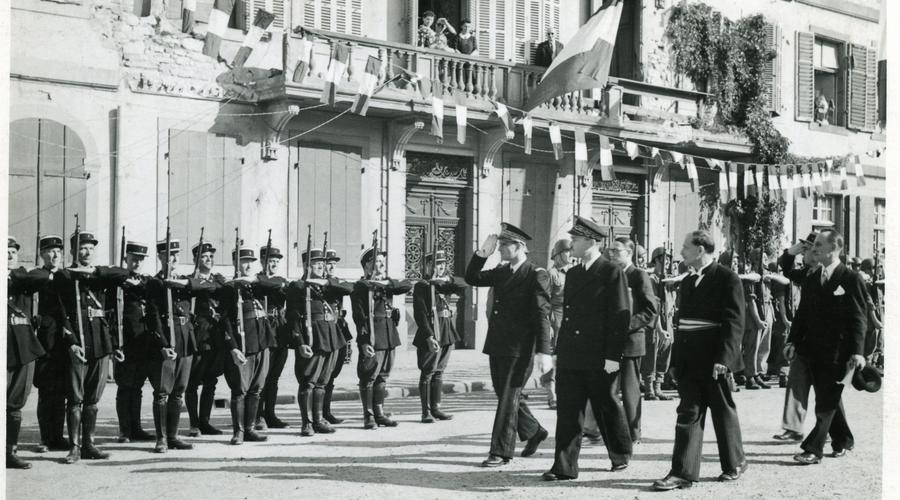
[522,0,624,112]
[182,0,196,33]
[598,135,615,181]
[491,101,513,136]
[455,92,468,144]
[522,116,533,154]
[839,163,849,190]
[685,155,698,192]
[232,9,275,67]
[351,56,382,116]
[670,151,684,169]
[728,162,738,198]
[321,42,350,106]
[800,165,812,198]
[292,31,314,83]
[625,141,639,160]
[651,156,665,192]
[202,0,234,58]
[549,123,563,160]
[854,155,866,186]
[430,80,444,141]
[742,164,753,198]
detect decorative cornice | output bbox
[390,120,425,171]
[481,129,514,178]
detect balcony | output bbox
[251,28,751,156]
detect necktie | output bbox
[821,270,828,286]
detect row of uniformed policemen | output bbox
[6,231,467,468]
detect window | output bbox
[812,194,837,226]
[8,118,88,267]
[874,198,885,256]
[813,38,844,126]
[297,0,363,36]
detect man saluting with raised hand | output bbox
[465,223,553,468]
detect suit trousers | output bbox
[620,357,642,441]
[67,355,110,410]
[781,354,812,433]
[296,349,339,390]
[551,368,633,478]
[7,362,35,415]
[801,359,854,457]
[224,349,270,401]
[670,373,745,481]
[488,355,542,460]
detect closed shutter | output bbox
[761,22,782,115]
[299,0,359,35]
[795,31,815,122]
[865,46,878,131]
[350,0,362,36]
[513,0,542,64]
[471,0,508,61]
[543,0,559,38]
[878,59,886,126]
[847,43,875,131]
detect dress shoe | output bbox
[6,452,32,469]
[254,418,266,431]
[153,439,168,453]
[745,379,760,390]
[541,471,574,481]
[755,375,771,389]
[324,414,344,425]
[481,455,510,467]
[117,435,131,444]
[188,427,201,437]
[793,452,821,465]
[644,392,659,401]
[374,415,398,427]
[652,475,693,491]
[198,422,223,435]
[521,428,548,457]
[773,430,803,441]
[167,439,194,450]
[34,444,49,454]
[611,463,628,472]
[64,446,81,464]
[230,431,244,445]
[47,439,71,451]
[421,414,435,424]
[265,416,289,429]
[131,429,156,441]
[831,446,853,458]
[313,421,336,434]
[718,460,748,481]
[81,444,110,460]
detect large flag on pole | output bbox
[522,0,624,112]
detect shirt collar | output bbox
[822,260,840,279]
[509,260,525,273]
[623,262,632,273]
[691,260,713,276]
[582,252,601,271]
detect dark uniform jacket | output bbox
[556,256,631,368]
[412,277,467,348]
[188,272,227,351]
[350,278,413,350]
[256,273,290,348]
[146,271,216,358]
[55,265,129,360]
[787,263,867,369]
[118,273,161,358]
[465,254,553,357]
[36,266,73,357]
[7,267,50,368]
[671,262,745,375]
[286,277,355,353]
[221,276,283,354]
[622,264,658,358]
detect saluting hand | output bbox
[477,234,499,258]
[712,363,728,380]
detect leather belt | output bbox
[163,315,189,326]
[438,310,452,318]
[310,312,336,322]
[677,318,721,331]
[88,307,107,319]
[9,316,31,326]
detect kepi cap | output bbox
[260,246,284,261]
[192,241,217,256]
[232,246,257,261]
[325,249,341,262]
[359,247,387,267]
[126,241,149,257]
[498,222,532,245]
[156,239,181,254]
[71,231,99,248]
[39,235,64,251]
[8,237,20,250]
[568,216,607,241]
[302,249,325,264]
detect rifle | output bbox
[72,214,86,350]
[303,225,314,351]
[190,227,205,315]
[234,227,245,355]
[263,228,272,314]
[367,229,378,347]
[116,226,125,352]
[429,244,440,350]
[33,225,40,321]
[631,232,638,267]
[322,231,328,256]
[164,218,176,350]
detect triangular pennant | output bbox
[651,147,660,159]
[549,123,563,160]
[800,165,812,198]
[320,42,350,106]
[652,155,665,192]
[742,164,753,198]
[754,164,765,196]
[292,31,314,83]
[839,161,849,190]
[670,151,684,169]
[778,166,789,198]
[491,101,513,137]
[430,80,444,142]
[719,168,729,202]
[767,165,779,196]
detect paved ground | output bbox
[6,364,883,500]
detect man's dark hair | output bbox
[688,230,715,254]
[614,236,634,254]
[819,228,845,251]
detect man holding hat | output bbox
[221,246,282,445]
[465,222,553,468]
[542,217,633,481]
[33,234,71,453]
[112,241,158,445]
[54,230,130,464]
[184,240,228,437]
[288,248,355,435]
[6,237,51,468]
[256,244,291,431]
[653,230,746,490]
[322,249,354,424]
[643,246,675,401]
[350,245,413,429]
[412,250,468,423]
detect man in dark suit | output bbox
[653,230,746,490]
[534,29,564,67]
[790,229,867,464]
[466,222,553,468]
[608,236,658,443]
[542,217,633,481]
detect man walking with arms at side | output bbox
[653,230,746,490]
[466,223,553,468]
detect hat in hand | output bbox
[851,364,882,393]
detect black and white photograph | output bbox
[1,0,895,498]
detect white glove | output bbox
[603,359,620,373]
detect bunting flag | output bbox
[522,0,624,112]
[650,147,660,159]
[652,156,665,192]
[430,80,444,142]
[574,130,588,176]
[232,9,275,67]
[727,162,737,199]
[778,166,789,198]
[791,166,803,198]
[685,156,698,192]
[491,101,513,136]
[625,141,639,160]
[549,123,563,160]
[826,158,834,171]
[854,155,866,186]
[707,158,722,171]
[350,56,382,116]
[202,0,235,58]
[415,74,432,100]
[742,164,753,198]
[811,164,824,195]
[839,162,849,190]
[292,31,314,83]
[670,151,684,168]
[523,116,533,154]
[767,165,779,196]
[598,135,615,181]
[455,92,468,144]
[320,42,350,106]
[800,165,812,198]
[822,164,833,191]
[718,168,729,202]
[182,0,196,33]
[754,164,765,195]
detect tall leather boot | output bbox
[429,375,452,421]
[130,389,155,441]
[264,382,288,429]
[36,395,50,453]
[185,386,200,436]
[229,398,244,445]
[654,381,673,401]
[299,389,314,437]
[81,405,109,460]
[64,406,82,464]
[254,397,267,431]
[198,385,222,435]
[372,382,397,427]
[359,385,376,430]
[51,395,70,451]
[166,398,193,450]
[322,384,343,424]
[243,394,268,442]
[419,381,434,423]
[115,387,132,443]
[312,388,335,434]
[6,412,31,469]
[152,399,168,453]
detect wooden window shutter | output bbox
[543,0,559,38]
[795,31,814,122]
[848,43,870,131]
[350,0,362,36]
[335,0,347,34]
[761,22,782,115]
[878,58,886,126]
[246,0,283,31]
[513,0,542,64]
[864,46,878,131]
[321,0,333,31]
[302,0,316,27]
[494,0,507,61]
[471,0,508,61]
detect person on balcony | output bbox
[433,18,457,53]
[535,29,563,67]
[454,19,478,56]
[417,11,437,48]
